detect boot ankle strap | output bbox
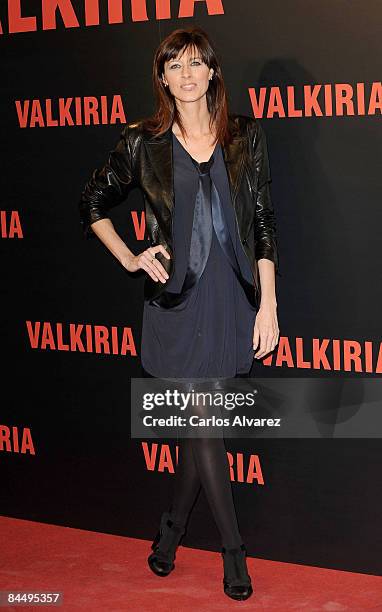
[165,518,185,535]
[222,543,246,554]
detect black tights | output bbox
[142,367,246,549]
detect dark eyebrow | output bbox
[169,56,202,62]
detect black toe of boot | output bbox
[148,511,186,577]
[222,544,253,601]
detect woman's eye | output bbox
[169,61,202,69]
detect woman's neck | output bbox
[173,103,214,139]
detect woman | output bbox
[79,26,279,602]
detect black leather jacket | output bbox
[78,113,279,308]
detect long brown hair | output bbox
[140,26,235,146]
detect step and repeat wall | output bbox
[1,1,381,575]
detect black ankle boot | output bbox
[221,543,253,601]
[147,511,186,577]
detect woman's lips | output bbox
[181,84,196,90]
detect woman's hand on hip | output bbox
[121,245,171,283]
[253,301,279,359]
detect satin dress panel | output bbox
[140,133,257,379]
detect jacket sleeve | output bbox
[78,124,137,239]
[252,120,281,276]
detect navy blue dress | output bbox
[140,133,257,379]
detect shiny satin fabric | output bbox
[209,180,258,309]
[151,155,214,308]
[151,153,257,310]
[152,155,214,308]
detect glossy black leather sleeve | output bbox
[78,125,137,239]
[252,120,280,276]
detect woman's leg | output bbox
[169,437,202,527]
[171,380,243,549]
[169,437,242,549]
[142,367,202,527]
[189,436,243,549]
[143,367,243,548]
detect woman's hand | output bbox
[253,301,279,359]
[121,245,171,283]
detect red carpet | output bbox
[0,517,380,611]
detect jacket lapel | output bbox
[143,115,246,215]
[222,135,246,210]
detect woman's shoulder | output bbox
[116,118,153,154]
[122,118,147,140]
[228,113,261,137]
[122,117,172,146]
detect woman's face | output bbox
[162,46,214,103]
